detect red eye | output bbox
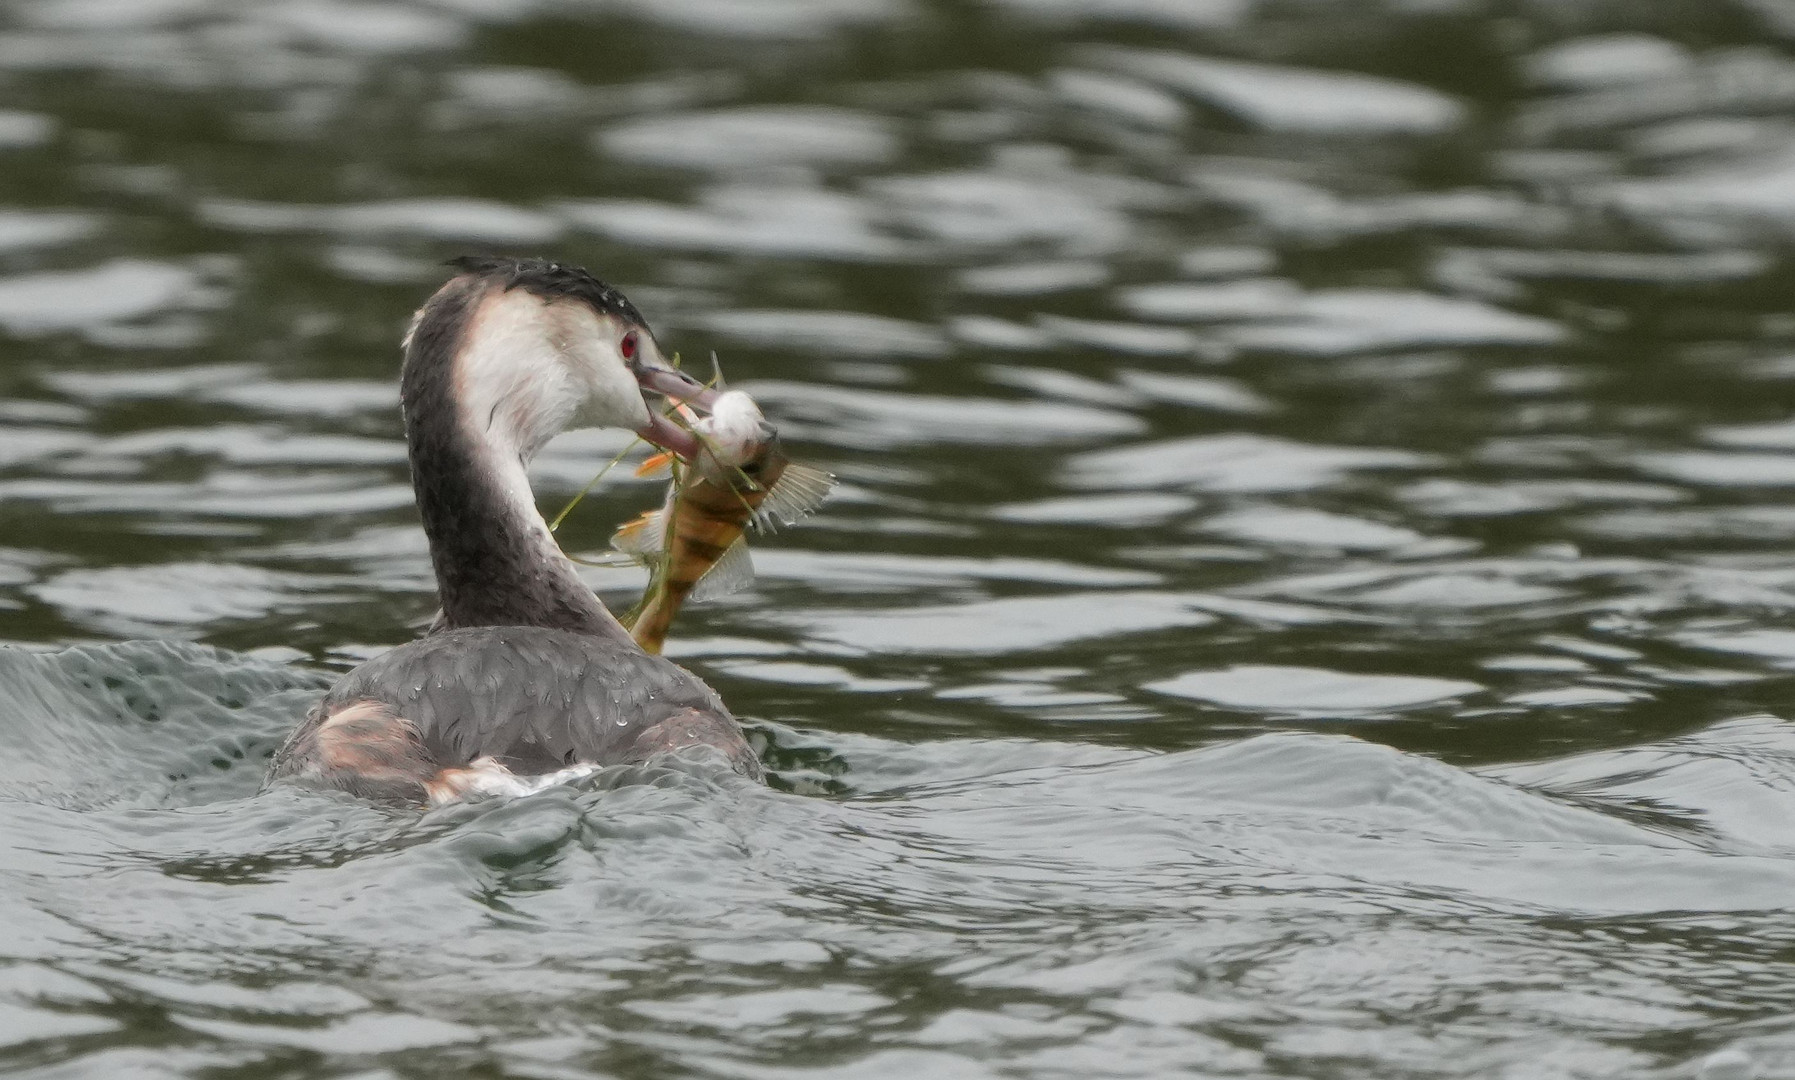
[621,331,639,361]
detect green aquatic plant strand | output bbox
[548,436,643,534]
[547,352,708,533]
[618,452,685,632]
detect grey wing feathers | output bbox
[317,627,727,772]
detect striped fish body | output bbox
[614,389,832,654]
[626,442,790,653]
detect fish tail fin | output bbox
[628,593,675,654]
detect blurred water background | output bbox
[5,0,1795,1077]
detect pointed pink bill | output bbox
[635,410,702,460]
[635,366,720,411]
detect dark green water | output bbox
[4,1,1795,1076]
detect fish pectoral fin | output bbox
[611,508,667,558]
[689,537,756,602]
[753,463,836,532]
[634,452,674,479]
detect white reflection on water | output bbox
[0,260,216,336]
[1080,46,1467,134]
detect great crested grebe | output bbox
[268,256,756,804]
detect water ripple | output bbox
[1,2,1794,1076]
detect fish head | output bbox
[692,389,783,486]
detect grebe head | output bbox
[404,256,714,462]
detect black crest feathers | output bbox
[447,255,647,327]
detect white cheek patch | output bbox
[452,289,655,467]
[456,289,578,459]
[552,305,652,433]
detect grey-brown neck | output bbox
[400,275,632,642]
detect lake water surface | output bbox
[4,1,1795,1077]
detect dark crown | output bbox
[447,255,648,327]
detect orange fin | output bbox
[634,452,673,479]
[611,509,667,559]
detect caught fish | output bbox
[612,388,833,654]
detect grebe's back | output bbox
[270,627,755,805]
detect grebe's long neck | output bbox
[401,277,632,642]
